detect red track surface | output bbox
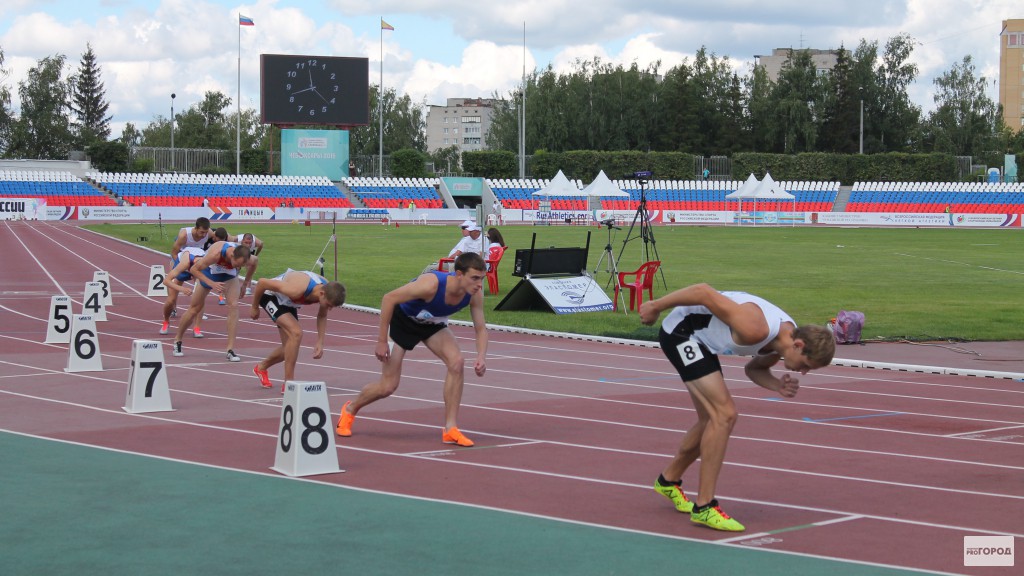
[1,220,1021,575]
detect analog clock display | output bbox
[260,54,369,126]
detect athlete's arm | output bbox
[468,289,488,377]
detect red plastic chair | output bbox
[485,245,506,294]
[614,261,660,311]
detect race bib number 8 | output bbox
[264,300,279,316]
[676,341,705,366]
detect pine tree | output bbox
[69,43,112,148]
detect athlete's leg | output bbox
[683,371,738,506]
[347,344,407,415]
[422,328,466,430]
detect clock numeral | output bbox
[287,71,297,78]
[297,105,303,112]
[329,73,336,80]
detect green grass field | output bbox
[87,221,1024,342]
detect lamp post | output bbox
[859,98,864,155]
[170,93,176,172]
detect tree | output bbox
[69,43,112,149]
[119,122,143,147]
[874,34,921,152]
[349,85,426,157]
[771,49,826,153]
[818,46,860,153]
[925,55,1002,157]
[0,47,14,156]
[9,55,73,160]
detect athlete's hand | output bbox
[250,306,260,320]
[639,300,660,325]
[778,373,800,398]
[312,342,324,360]
[375,341,390,362]
[474,358,486,377]
[181,287,193,296]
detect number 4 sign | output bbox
[271,381,343,477]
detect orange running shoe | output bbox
[442,426,474,447]
[253,364,271,388]
[335,401,354,437]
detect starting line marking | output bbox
[720,514,866,545]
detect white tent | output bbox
[532,170,582,196]
[580,170,630,197]
[725,172,796,225]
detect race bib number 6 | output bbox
[676,341,705,366]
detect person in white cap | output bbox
[448,224,489,259]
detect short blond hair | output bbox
[794,324,835,367]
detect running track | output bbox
[1,219,1021,575]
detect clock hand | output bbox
[291,87,313,96]
[311,87,330,103]
[308,69,314,88]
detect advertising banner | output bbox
[281,129,348,181]
[0,198,45,220]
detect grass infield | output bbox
[87,221,1024,342]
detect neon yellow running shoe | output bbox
[690,499,745,532]
[653,478,693,513]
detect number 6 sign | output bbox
[65,315,103,372]
[271,381,343,477]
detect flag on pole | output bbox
[381,19,394,31]
[239,14,255,26]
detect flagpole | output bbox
[378,20,384,178]
[519,22,526,179]
[237,15,241,175]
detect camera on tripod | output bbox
[623,170,653,185]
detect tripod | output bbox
[592,219,626,310]
[616,179,666,289]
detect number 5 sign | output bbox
[271,381,343,477]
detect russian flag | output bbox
[239,14,255,26]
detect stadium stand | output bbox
[487,177,840,212]
[343,177,444,209]
[847,181,1024,213]
[0,169,117,206]
[87,172,352,208]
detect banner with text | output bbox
[282,129,348,181]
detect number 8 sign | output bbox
[271,381,342,477]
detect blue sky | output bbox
[0,1,1017,142]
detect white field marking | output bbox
[23,229,1007,390]
[945,424,1024,437]
[5,363,1024,499]
[4,313,1019,467]
[804,370,1024,395]
[730,391,1024,427]
[4,221,67,295]
[1,414,1021,547]
[894,252,1024,275]
[716,515,866,544]
[0,430,973,576]
[795,384,1024,410]
[2,316,1022,458]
